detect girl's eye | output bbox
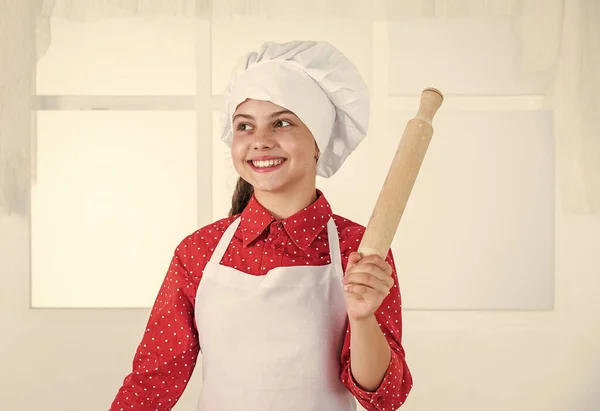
[275,119,292,128]
[236,123,252,131]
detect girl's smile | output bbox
[247,156,287,172]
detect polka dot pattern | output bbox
[109,190,412,410]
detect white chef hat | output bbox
[220,40,370,178]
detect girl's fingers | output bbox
[344,273,392,295]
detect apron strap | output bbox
[209,217,241,263]
[325,217,342,268]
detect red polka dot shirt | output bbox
[109,190,412,410]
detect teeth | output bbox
[252,158,284,168]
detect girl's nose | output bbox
[251,129,275,150]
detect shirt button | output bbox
[376,395,384,403]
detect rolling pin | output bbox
[358,87,444,258]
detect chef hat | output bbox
[220,40,370,178]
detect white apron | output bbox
[195,217,356,411]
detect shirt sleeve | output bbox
[338,241,413,410]
[109,237,200,411]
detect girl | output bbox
[110,40,412,411]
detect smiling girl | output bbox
[110,40,412,411]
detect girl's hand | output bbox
[342,252,394,321]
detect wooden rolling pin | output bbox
[358,87,444,258]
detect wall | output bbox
[1,3,599,411]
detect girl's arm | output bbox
[109,240,199,411]
[340,244,413,410]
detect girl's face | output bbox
[231,99,319,196]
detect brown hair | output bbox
[229,177,254,216]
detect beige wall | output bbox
[2,2,599,411]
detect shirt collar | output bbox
[237,189,333,250]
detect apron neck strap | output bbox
[325,218,342,267]
[209,217,242,263]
